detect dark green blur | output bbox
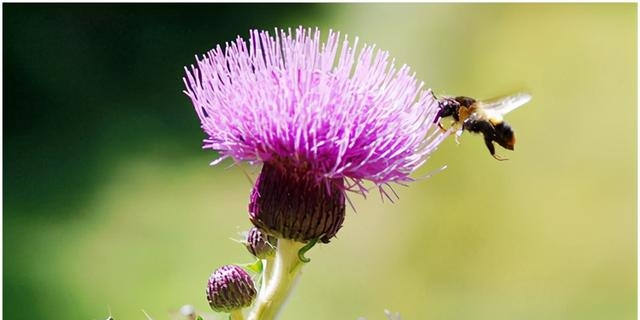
[4,4,636,320]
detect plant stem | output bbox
[229,309,245,320]
[262,256,274,290]
[248,239,306,320]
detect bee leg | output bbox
[492,153,509,161]
[484,137,508,161]
[454,128,464,144]
[437,122,448,133]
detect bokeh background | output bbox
[4,3,636,320]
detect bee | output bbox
[433,92,532,161]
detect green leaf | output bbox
[239,259,263,274]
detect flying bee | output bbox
[433,92,532,161]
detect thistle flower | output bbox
[184,27,446,243]
[206,265,257,312]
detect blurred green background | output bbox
[4,3,636,320]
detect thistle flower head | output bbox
[184,27,446,242]
[184,27,446,196]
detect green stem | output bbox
[262,256,275,290]
[248,239,306,320]
[229,309,245,320]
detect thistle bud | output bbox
[245,227,276,259]
[206,265,256,312]
[248,162,346,244]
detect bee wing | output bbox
[479,92,532,116]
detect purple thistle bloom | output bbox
[184,27,447,242]
[184,27,446,197]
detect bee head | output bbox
[435,97,460,121]
[453,96,476,107]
